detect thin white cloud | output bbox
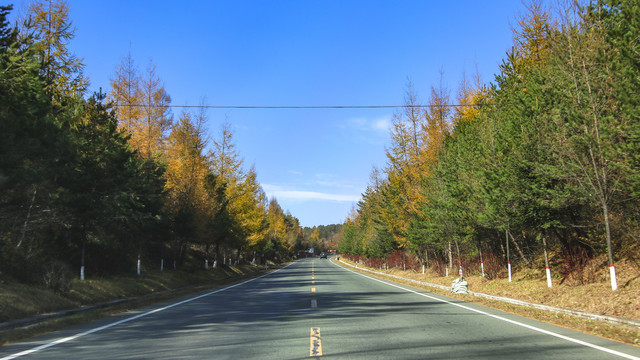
[312,173,357,190]
[263,184,359,203]
[345,116,392,134]
[371,116,392,132]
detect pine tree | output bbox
[22,0,87,105]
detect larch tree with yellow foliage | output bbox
[109,56,171,160]
[164,110,209,267]
[109,48,142,136]
[138,60,172,159]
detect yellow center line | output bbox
[310,327,322,356]
[311,287,316,293]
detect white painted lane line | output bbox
[334,261,640,360]
[0,263,295,360]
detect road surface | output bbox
[1,258,639,359]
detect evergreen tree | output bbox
[22,0,88,107]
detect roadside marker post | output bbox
[610,264,618,291]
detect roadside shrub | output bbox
[560,247,595,286]
[386,250,406,269]
[43,261,73,294]
[431,257,447,277]
[367,257,384,269]
[404,253,421,272]
[481,252,504,280]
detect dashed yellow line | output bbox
[310,327,322,356]
[311,287,316,293]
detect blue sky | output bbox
[11,0,531,227]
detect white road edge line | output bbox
[333,260,640,360]
[0,263,294,360]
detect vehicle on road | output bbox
[320,252,327,258]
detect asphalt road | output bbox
[1,258,639,359]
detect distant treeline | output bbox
[304,224,342,251]
[338,1,640,289]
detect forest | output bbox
[0,1,320,286]
[338,0,640,291]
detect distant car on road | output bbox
[320,252,327,259]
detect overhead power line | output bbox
[112,103,484,109]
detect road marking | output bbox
[310,327,322,356]
[311,299,317,308]
[335,261,640,360]
[0,263,295,360]
[311,287,316,293]
[312,280,315,284]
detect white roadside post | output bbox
[543,237,552,288]
[479,246,485,278]
[506,230,512,282]
[137,256,141,276]
[610,264,618,291]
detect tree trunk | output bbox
[215,239,222,266]
[505,230,510,264]
[454,240,462,276]
[18,185,38,248]
[509,230,530,265]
